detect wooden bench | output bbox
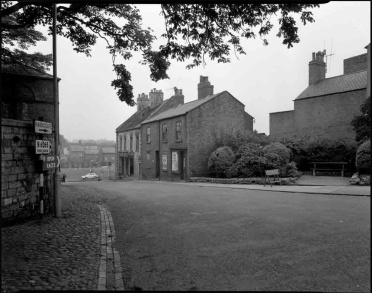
[264,169,282,187]
[310,162,347,177]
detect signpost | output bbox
[39,155,60,170]
[36,140,52,154]
[34,120,53,134]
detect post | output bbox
[53,3,61,218]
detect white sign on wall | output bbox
[162,154,168,171]
[34,120,53,134]
[172,151,178,172]
[36,140,52,154]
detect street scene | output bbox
[1,2,371,292]
[2,179,370,291]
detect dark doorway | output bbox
[155,151,160,179]
[129,158,134,176]
[179,151,186,181]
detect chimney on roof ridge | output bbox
[137,93,150,111]
[308,51,326,86]
[198,75,214,99]
[149,88,164,108]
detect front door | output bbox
[179,151,186,181]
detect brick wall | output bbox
[187,91,246,176]
[269,110,295,140]
[2,119,56,223]
[344,53,368,75]
[294,89,366,143]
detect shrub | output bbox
[208,146,235,178]
[216,130,270,153]
[234,143,265,177]
[356,139,371,173]
[280,162,301,178]
[263,142,291,166]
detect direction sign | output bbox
[36,140,52,154]
[40,155,59,170]
[34,120,53,134]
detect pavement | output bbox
[187,175,370,197]
[1,175,369,292]
[1,185,124,292]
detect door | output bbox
[155,151,160,179]
[179,151,186,181]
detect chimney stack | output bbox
[149,88,164,108]
[198,76,214,99]
[137,93,150,111]
[308,51,326,86]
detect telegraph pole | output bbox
[53,3,61,218]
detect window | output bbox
[146,127,151,143]
[124,135,127,151]
[146,150,151,160]
[130,134,133,151]
[162,124,168,141]
[176,121,182,141]
[162,153,168,171]
[135,132,139,152]
[119,136,122,151]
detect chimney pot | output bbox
[198,76,214,99]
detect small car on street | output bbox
[82,172,99,181]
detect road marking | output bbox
[97,204,124,290]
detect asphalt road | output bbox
[68,180,370,291]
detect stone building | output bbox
[140,76,254,182]
[69,144,84,168]
[83,149,100,168]
[115,88,184,179]
[1,66,60,223]
[270,44,370,143]
[99,147,116,166]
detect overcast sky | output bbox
[34,2,370,142]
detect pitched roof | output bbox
[101,147,115,154]
[84,149,99,155]
[296,70,367,100]
[116,103,163,132]
[1,64,60,80]
[142,92,224,124]
[70,145,84,152]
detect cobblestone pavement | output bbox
[1,185,123,292]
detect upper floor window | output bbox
[119,137,123,151]
[135,132,139,152]
[124,135,127,151]
[146,127,151,143]
[176,121,182,141]
[130,134,133,151]
[162,124,168,141]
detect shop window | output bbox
[162,152,168,171]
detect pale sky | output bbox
[34,2,371,141]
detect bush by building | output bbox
[208,146,236,178]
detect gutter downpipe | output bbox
[53,3,61,218]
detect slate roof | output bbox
[1,64,60,80]
[84,149,99,155]
[295,70,367,100]
[101,147,115,154]
[116,103,163,132]
[142,92,224,124]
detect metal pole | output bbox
[53,3,61,218]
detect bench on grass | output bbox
[310,162,347,177]
[264,169,282,187]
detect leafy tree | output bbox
[1,2,319,105]
[208,146,235,178]
[356,139,370,174]
[351,96,371,145]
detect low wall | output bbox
[190,177,295,185]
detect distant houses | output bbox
[115,76,254,181]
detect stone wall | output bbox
[269,110,295,140]
[344,53,368,75]
[2,119,56,223]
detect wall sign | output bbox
[34,120,53,134]
[162,154,168,171]
[36,140,52,154]
[39,155,60,170]
[171,151,178,172]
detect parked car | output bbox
[82,173,99,181]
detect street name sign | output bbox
[39,155,60,170]
[36,140,52,154]
[34,120,53,134]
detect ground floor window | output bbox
[162,153,168,171]
[171,151,179,173]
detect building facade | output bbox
[115,88,185,179]
[270,45,370,143]
[141,76,254,182]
